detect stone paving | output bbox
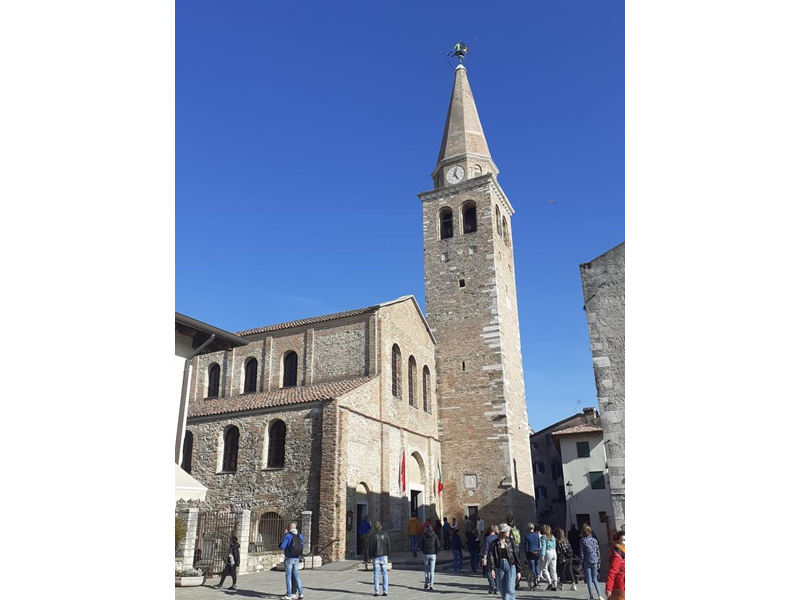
[177,553,605,600]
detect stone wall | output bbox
[580,242,625,529]
[420,175,536,527]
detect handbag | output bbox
[526,550,541,560]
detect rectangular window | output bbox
[534,462,545,474]
[576,441,591,458]
[532,441,539,450]
[558,486,565,500]
[551,462,560,480]
[589,471,606,490]
[599,511,608,523]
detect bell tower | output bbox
[419,57,536,524]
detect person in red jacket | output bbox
[605,530,625,600]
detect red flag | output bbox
[400,450,406,493]
[437,461,444,496]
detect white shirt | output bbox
[477,519,485,532]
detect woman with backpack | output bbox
[605,530,625,600]
[539,524,558,591]
[555,527,577,591]
[522,523,541,590]
[578,524,603,600]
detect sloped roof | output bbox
[551,424,604,437]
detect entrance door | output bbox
[356,503,367,556]
[411,490,421,519]
[576,513,591,530]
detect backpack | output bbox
[511,527,521,546]
[288,533,303,558]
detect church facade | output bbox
[181,63,536,563]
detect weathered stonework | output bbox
[419,64,535,527]
[580,242,625,529]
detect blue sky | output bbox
[176,0,624,431]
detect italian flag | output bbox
[437,461,444,496]
[400,449,406,493]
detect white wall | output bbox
[176,331,195,463]
[561,432,614,546]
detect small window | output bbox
[537,485,548,499]
[589,471,606,490]
[577,441,591,458]
[514,459,519,490]
[267,420,286,468]
[502,216,509,244]
[472,164,482,177]
[532,441,539,450]
[599,511,608,523]
[461,361,466,371]
[440,208,454,240]
[495,206,502,236]
[207,363,220,398]
[534,462,545,474]
[551,462,560,480]
[222,426,239,472]
[408,356,417,408]
[283,351,298,387]
[422,366,431,413]
[181,431,193,474]
[462,201,477,233]
[244,358,258,393]
[391,344,402,399]
[558,485,566,500]
[459,279,465,288]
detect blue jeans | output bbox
[584,561,601,599]
[424,554,437,586]
[410,535,420,554]
[495,558,517,600]
[284,557,303,597]
[452,549,463,571]
[486,565,497,590]
[528,556,541,582]
[373,556,388,594]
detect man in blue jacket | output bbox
[359,515,372,567]
[279,522,304,600]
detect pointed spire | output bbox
[436,64,494,167]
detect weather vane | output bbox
[448,41,469,64]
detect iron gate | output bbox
[193,510,240,577]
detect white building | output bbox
[175,312,247,501]
[552,424,615,549]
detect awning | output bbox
[175,464,207,502]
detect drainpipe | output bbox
[176,334,216,465]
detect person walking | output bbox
[578,524,603,600]
[421,523,440,591]
[434,518,443,544]
[360,515,372,566]
[279,523,305,600]
[605,531,625,600]
[487,523,523,600]
[450,526,464,572]
[213,535,240,590]
[442,517,451,550]
[483,525,499,594]
[466,527,481,573]
[555,527,577,591]
[522,523,541,590]
[540,524,558,591]
[568,523,581,555]
[408,513,421,557]
[367,521,391,597]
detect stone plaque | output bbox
[464,474,477,489]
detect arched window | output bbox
[472,164,482,178]
[244,358,257,393]
[222,426,239,472]
[267,420,286,468]
[207,363,220,398]
[502,216,509,244]
[495,206,502,236]
[408,356,417,408]
[462,201,477,233]
[254,512,284,551]
[391,344,402,399]
[422,366,431,413]
[439,208,453,240]
[181,431,193,474]
[283,351,298,387]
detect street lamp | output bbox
[566,481,574,528]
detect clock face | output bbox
[446,165,465,184]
